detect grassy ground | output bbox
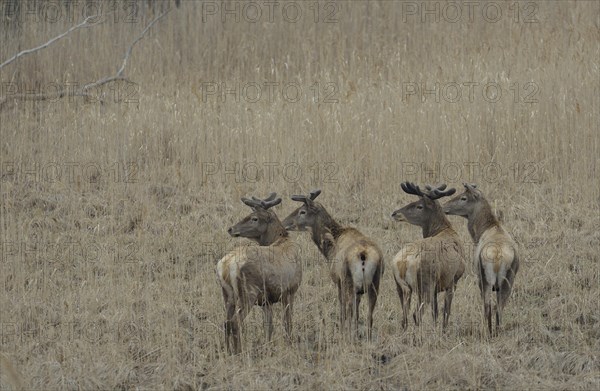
[1,1,598,389]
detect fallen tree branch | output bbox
[0,77,131,106]
[0,7,172,108]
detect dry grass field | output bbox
[1,0,599,389]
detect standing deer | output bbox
[391,183,466,330]
[443,183,519,336]
[282,190,384,340]
[217,194,302,354]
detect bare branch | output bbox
[81,7,172,93]
[0,15,98,70]
[0,7,172,109]
[115,8,172,78]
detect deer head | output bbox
[282,189,322,231]
[391,182,456,237]
[227,193,284,244]
[443,183,482,218]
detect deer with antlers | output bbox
[443,183,519,336]
[391,183,466,330]
[282,190,384,340]
[217,193,302,354]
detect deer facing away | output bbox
[217,194,302,354]
[443,183,519,336]
[391,183,466,329]
[282,190,384,340]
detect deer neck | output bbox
[422,207,453,238]
[467,201,499,243]
[310,210,343,259]
[259,220,289,246]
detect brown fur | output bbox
[283,197,384,340]
[391,186,466,330]
[444,184,519,336]
[217,199,302,354]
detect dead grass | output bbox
[1,1,599,390]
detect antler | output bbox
[309,189,321,200]
[242,195,281,210]
[291,189,322,204]
[403,182,455,200]
[425,183,456,200]
[261,198,282,210]
[401,182,425,197]
[241,197,263,209]
[251,192,277,203]
[463,183,478,190]
[425,183,447,192]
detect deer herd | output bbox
[217,183,519,353]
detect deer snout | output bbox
[391,210,406,222]
[227,226,240,237]
[281,218,295,231]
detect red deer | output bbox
[391,183,466,330]
[217,194,302,353]
[282,190,384,340]
[443,183,519,336]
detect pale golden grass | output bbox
[1,1,599,390]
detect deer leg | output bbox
[395,281,408,329]
[353,292,361,338]
[414,290,426,326]
[478,261,494,337]
[367,284,378,341]
[496,263,517,332]
[483,283,493,337]
[432,288,439,326]
[232,289,257,354]
[262,304,274,342]
[415,279,432,327]
[345,288,354,337]
[282,294,295,342]
[443,285,455,331]
[224,297,237,354]
[412,294,420,326]
[337,283,346,334]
